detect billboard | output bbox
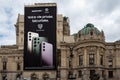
[24,5,56,70]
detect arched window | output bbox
[89,54,94,65]
[90,31,93,36]
[78,70,82,78]
[79,55,83,66]
[2,56,8,70]
[108,58,113,67]
[100,55,103,65]
[17,63,21,70]
[3,62,7,70]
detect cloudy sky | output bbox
[0,0,120,45]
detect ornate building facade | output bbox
[0,3,120,80]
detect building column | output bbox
[83,48,90,80]
[84,48,87,67]
[60,48,68,80]
[116,70,120,80]
[82,69,90,80]
[96,47,100,67]
[60,70,67,80]
[61,49,68,67]
[97,69,104,80]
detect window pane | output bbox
[3,62,7,70]
[108,71,113,78]
[100,55,103,65]
[78,70,82,78]
[108,58,113,67]
[79,55,83,65]
[90,70,95,79]
[17,63,21,70]
[89,54,94,65]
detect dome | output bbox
[116,40,120,43]
[80,23,100,35]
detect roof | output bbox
[80,23,100,35]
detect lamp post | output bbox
[68,46,76,80]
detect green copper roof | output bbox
[80,23,100,35]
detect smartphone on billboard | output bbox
[27,31,39,53]
[32,37,48,55]
[41,41,53,67]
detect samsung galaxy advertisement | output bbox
[24,6,57,70]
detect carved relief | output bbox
[77,48,84,55]
[99,47,105,55]
[87,46,96,54]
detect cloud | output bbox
[94,0,120,14]
[0,0,120,45]
[68,0,120,42]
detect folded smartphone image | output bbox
[27,31,39,53]
[41,42,53,66]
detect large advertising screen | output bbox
[24,5,56,70]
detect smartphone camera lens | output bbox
[43,46,45,48]
[43,49,45,51]
[43,43,45,45]
[34,45,36,47]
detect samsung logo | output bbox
[32,10,42,12]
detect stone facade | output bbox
[0,3,120,80]
[59,24,120,80]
